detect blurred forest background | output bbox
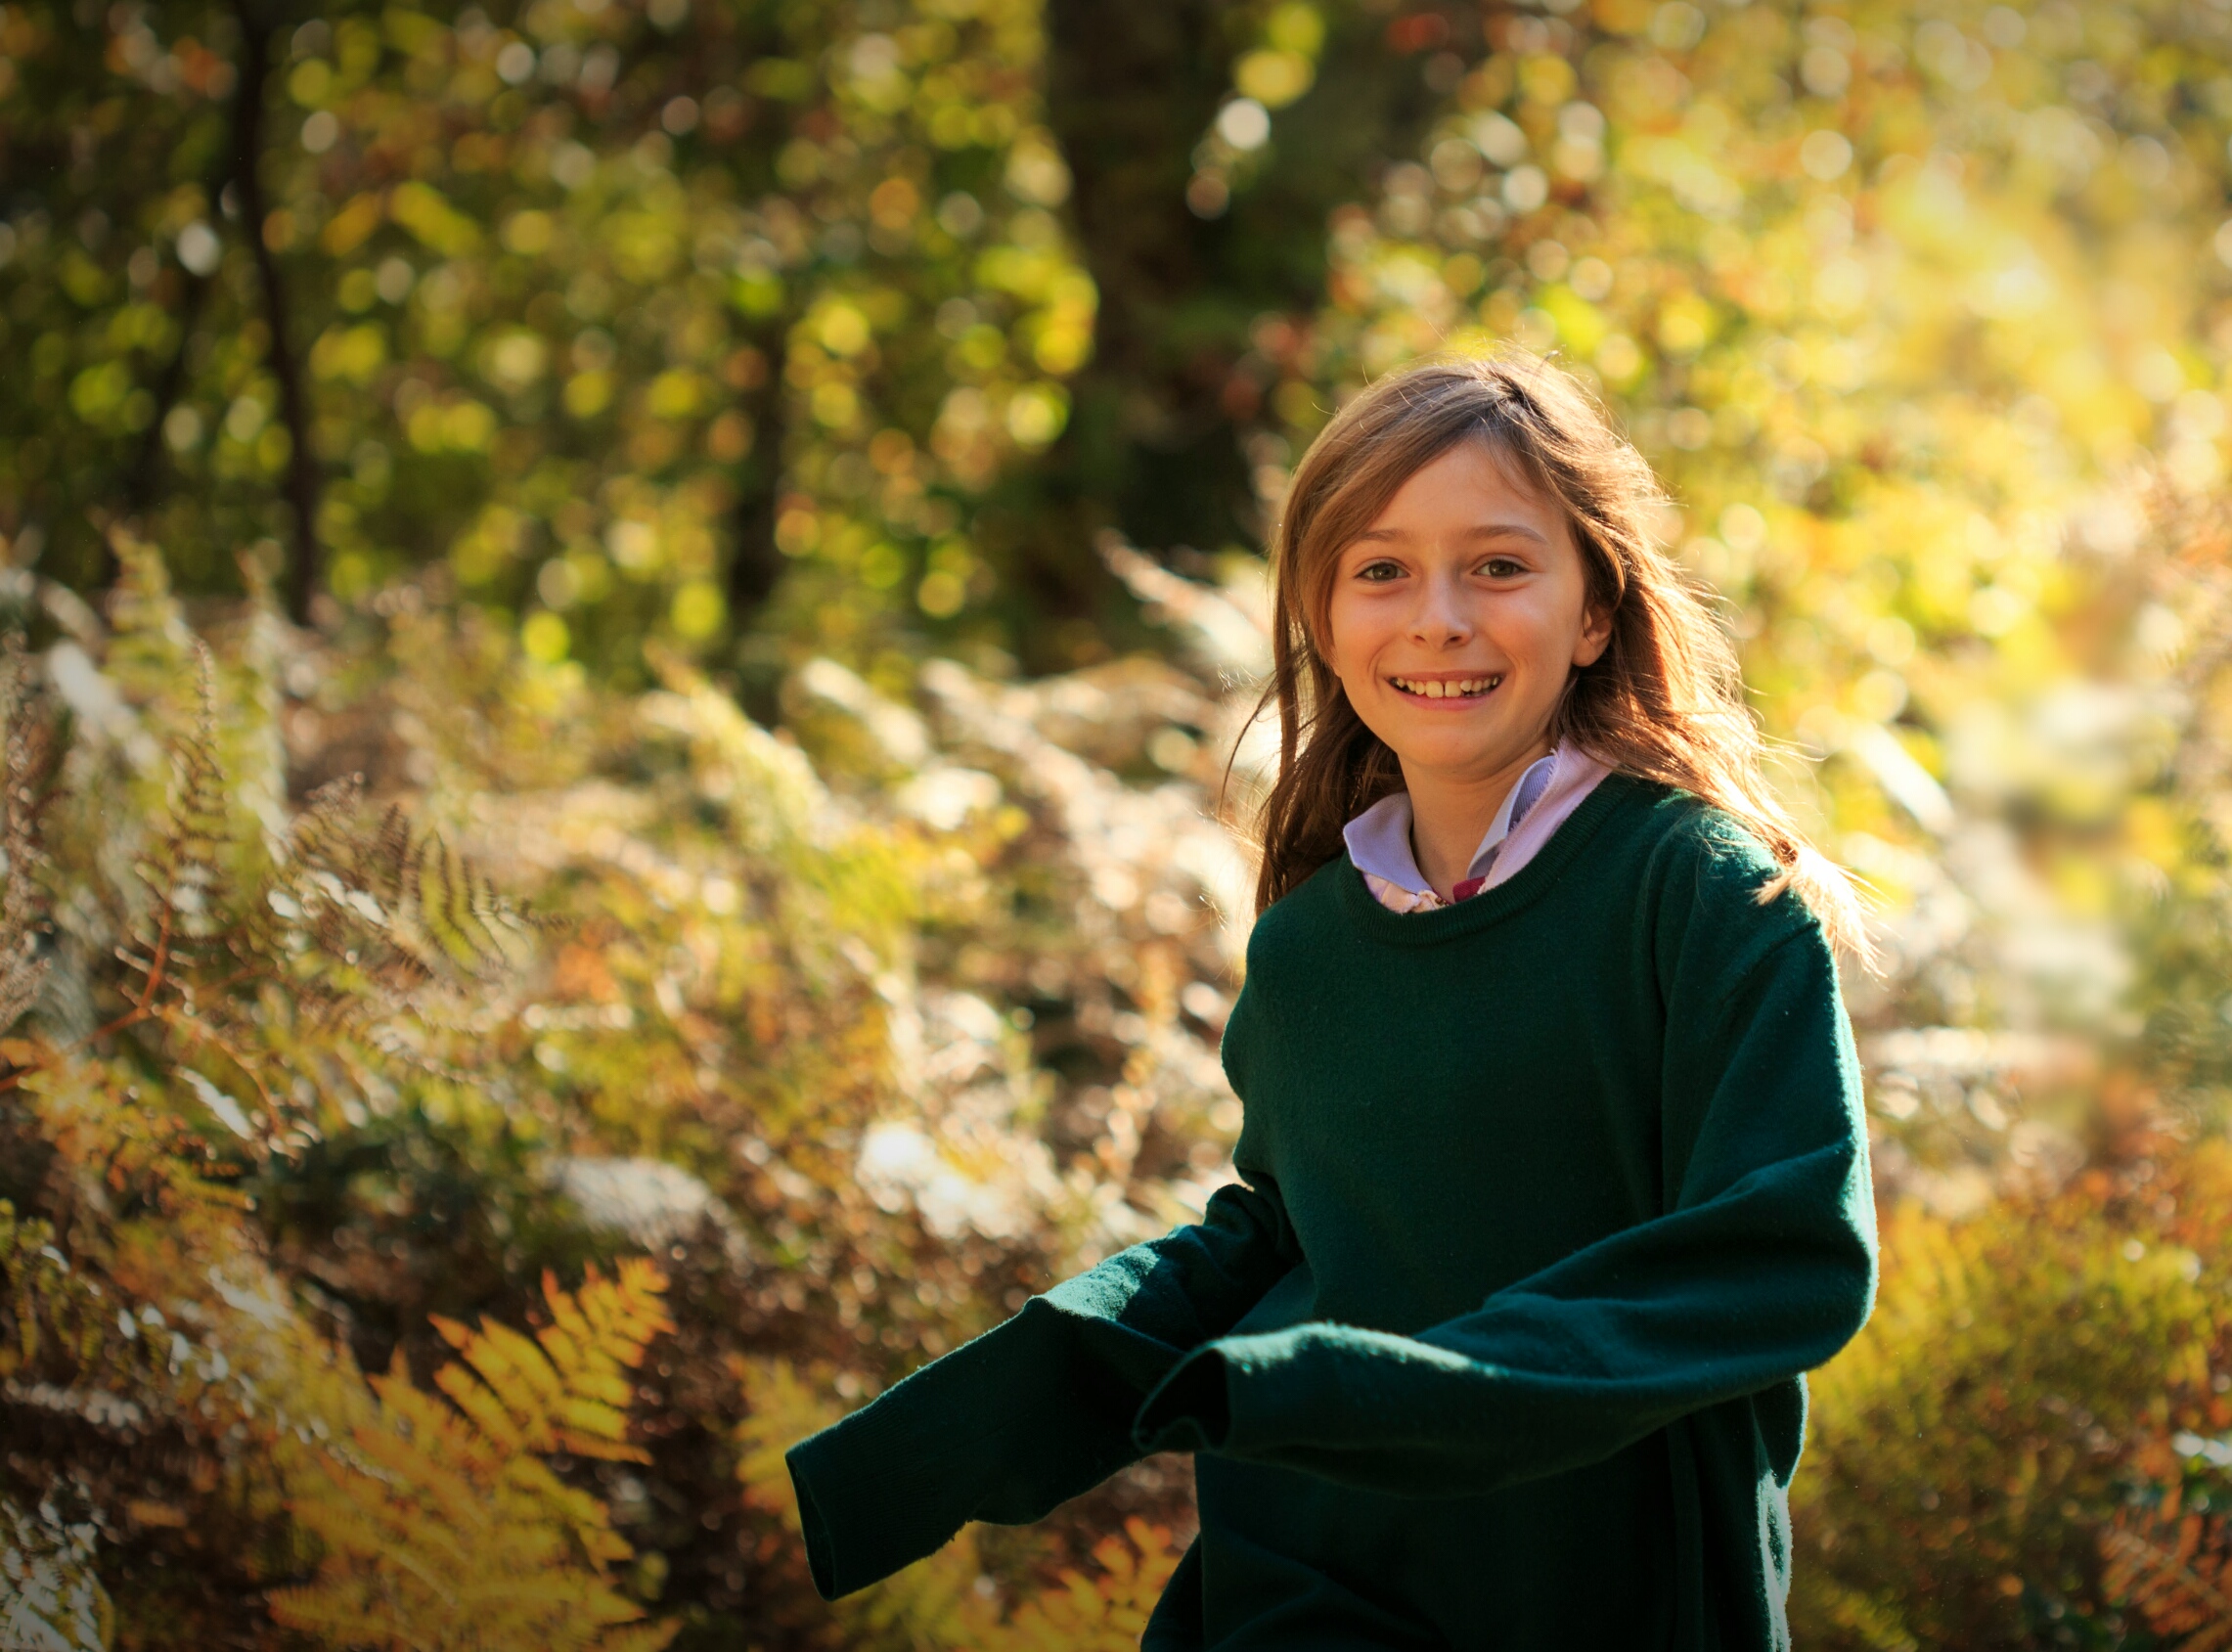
[9,0,2232,1645]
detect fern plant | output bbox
[961,1519,1183,1652]
[269,1261,678,1652]
[6,533,1254,1645]
[0,540,685,1647]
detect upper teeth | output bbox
[1394,676,1500,698]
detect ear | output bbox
[1572,601,1613,669]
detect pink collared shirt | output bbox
[1342,742,1613,914]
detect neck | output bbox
[1402,737,1554,900]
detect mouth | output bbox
[1389,673,1503,701]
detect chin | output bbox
[1380,713,1544,773]
[1385,730,1500,770]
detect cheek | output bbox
[1511,574,1600,662]
[1321,596,1381,681]
[1485,594,1570,660]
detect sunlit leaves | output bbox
[1278,2,2232,1041]
[0,0,1099,671]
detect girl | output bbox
[786,352,1876,1649]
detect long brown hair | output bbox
[1245,350,1869,959]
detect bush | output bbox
[1794,1146,2232,1648]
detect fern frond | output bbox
[278,781,540,1023]
[538,1262,674,1462]
[2104,1498,2232,1651]
[96,529,195,703]
[733,1357,844,1526]
[273,1268,675,1651]
[137,644,228,941]
[423,1267,672,1467]
[433,1316,563,1454]
[286,775,368,878]
[371,803,415,905]
[959,1518,1183,1652]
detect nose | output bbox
[1406,566,1473,647]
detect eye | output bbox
[1477,556,1527,578]
[1354,558,1405,583]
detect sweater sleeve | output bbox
[1133,849,1876,1497]
[784,1173,1298,1598]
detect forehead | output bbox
[1359,437,1563,534]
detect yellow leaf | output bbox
[321,191,385,256]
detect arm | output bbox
[785,1174,1298,1598]
[1136,858,1876,1497]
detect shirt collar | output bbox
[1342,747,1563,899]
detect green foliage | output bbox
[1289,0,2232,990]
[0,555,698,1646]
[0,0,1106,673]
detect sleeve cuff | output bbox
[785,1387,973,1600]
[782,1293,1170,1600]
[1133,1343,1233,1453]
[785,1442,842,1599]
[1132,1325,1332,1454]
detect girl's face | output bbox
[1322,439,1611,786]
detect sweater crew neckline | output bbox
[1329,771,1643,945]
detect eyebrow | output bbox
[1351,521,1552,546]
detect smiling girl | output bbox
[786,353,1876,1650]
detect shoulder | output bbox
[1230,862,1351,1062]
[1223,859,1347,1101]
[1611,781,1823,968]
[1570,778,1779,896]
[1629,785,1782,892]
[1243,854,1353,965]
[1227,859,1354,1049]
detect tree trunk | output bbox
[229,0,322,625]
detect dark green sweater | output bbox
[786,777,1876,1649]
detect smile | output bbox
[1390,674,1502,700]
